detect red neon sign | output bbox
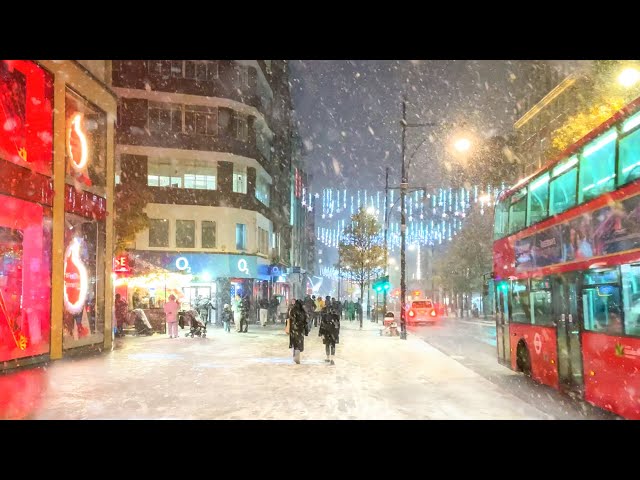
[113,255,130,273]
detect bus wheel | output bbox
[516,341,532,377]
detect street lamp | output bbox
[454,137,472,152]
[618,67,640,88]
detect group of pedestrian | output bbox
[286,295,341,365]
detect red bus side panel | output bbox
[582,332,640,420]
[510,324,559,389]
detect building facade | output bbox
[112,60,311,321]
[0,60,117,371]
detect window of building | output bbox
[147,174,182,188]
[258,227,269,255]
[618,127,640,187]
[176,220,195,249]
[578,129,617,204]
[183,174,216,190]
[184,105,218,136]
[527,173,549,226]
[202,221,216,248]
[549,156,578,215]
[510,280,531,324]
[148,101,182,133]
[530,278,554,326]
[508,189,527,235]
[235,115,248,141]
[233,167,247,194]
[185,61,218,82]
[170,61,183,77]
[236,223,247,250]
[149,219,169,247]
[237,65,250,87]
[256,176,270,206]
[148,60,171,77]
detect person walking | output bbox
[233,294,242,332]
[163,294,180,338]
[288,299,309,364]
[114,293,128,338]
[240,293,251,333]
[355,298,363,329]
[319,300,340,365]
[259,298,269,327]
[221,303,233,332]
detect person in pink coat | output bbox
[164,294,180,338]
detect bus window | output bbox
[618,127,640,186]
[550,157,578,215]
[508,190,527,235]
[510,279,531,324]
[578,129,617,204]
[582,285,622,335]
[527,173,549,226]
[621,264,640,336]
[494,199,509,239]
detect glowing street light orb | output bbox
[67,113,89,171]
[618,68,640,88]
[454,138,471,152]
[63,237,89,315]
[366,206,376,215]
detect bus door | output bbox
[496,281,510,365]
[551,272,583,391]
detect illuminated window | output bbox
[618,128,640,186]
[233,167,247,194]
[530,278,553,326]
[508,190,527,235]
[256,176,270,206]
[149,219,169,247]
[549,157,578,215]
[184,174,215,190]
[527,173,549,226]
[176,220,195,249]
[578,129,617,204]
[236,224,247,250]
[621,264,640,337]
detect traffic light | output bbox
[373,275,390,292]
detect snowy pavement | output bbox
[30,320,554,420]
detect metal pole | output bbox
[383,166,389,316]
[400,98,408,340]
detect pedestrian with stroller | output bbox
[114,293,128,338]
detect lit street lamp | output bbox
[454,137,471,152]
[618,67,640,88]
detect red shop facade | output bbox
[0,60,116,371]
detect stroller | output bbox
[182,309,207,338]
[128,309,154,336]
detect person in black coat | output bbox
[319,302,340,365]
[289,299,309,364]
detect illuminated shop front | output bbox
[0,60,115,370]
[121,251,271,315]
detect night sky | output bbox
[290,60,538,191]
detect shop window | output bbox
[0,60,54,176]
[621,264,640,337]
[149,219,169,247]
[618,127,640,186]
[0,195,52,362]
[202,221,216,248]
[578,129,617,204]
[549,157,578,215]
[236,223,247,250]
[527,173,549,226]
[62,213,106,350]
[510,279,531,324]
[176,220,195,249]
[65,89,107,193]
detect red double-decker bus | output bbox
[493,97,640,419]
